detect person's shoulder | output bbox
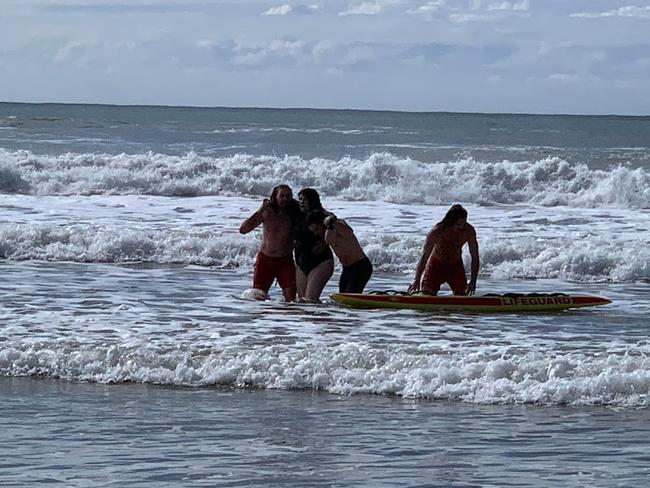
[465,223,477,236]
[337,218,354,233]
[261,206,282,221]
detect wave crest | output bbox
[1,149,648,208]
[2,342,649,407]
[1,223,648,282]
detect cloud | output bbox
[521,42,650,82]
[406,1,445,18]
[262,4,319,16]
[53,40,138,66]
[161,37,517,71]
[548,73,579,83]
[339,1,386,16]
[570,6,650,19]
[230,39,312,67]
[486,1,528,11]
[407,0,529,22]
[449,13,491,23]
[34,33,519,73]
[263,4,293,15]
[39,1,217,14]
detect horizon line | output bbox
[1,99,648,119]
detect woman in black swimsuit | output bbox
[294,188,334,302]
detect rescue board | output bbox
[330,291,611,313]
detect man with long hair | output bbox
[408,204,479,296]
[239,184,299,301]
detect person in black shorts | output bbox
[306,210,373,294]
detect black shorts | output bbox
[339,257,373,293]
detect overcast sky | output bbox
[1,0,649,114]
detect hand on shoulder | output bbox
[324,213,337,230]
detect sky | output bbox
[1,0,650,114]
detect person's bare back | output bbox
[307,211,373,294]
[428,222,476,263]
[324,218,366,267]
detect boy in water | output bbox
[306,210,373,293]
[408,204,479,296]
[239,184,298,301]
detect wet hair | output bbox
[438,204,468,228]
[305,209,327,227]
[298,188,324,213]
[269,184,293,211]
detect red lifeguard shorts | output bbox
[421,258,467,295]
[253,252,296,292]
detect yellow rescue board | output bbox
[330,292,611,313]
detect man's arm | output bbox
[466,225,479,295]
[408,229,437,292]
[239,200,268,234]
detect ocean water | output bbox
[1,102,650,486]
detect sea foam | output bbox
[1,149,649,208]
[0,222,648,281]
[2,341,649,407]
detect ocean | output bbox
[1,102,649,486]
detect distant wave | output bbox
[2,341,649,407]
[1,223,648,282]
[211,126,371,135]
[1,148,649,208]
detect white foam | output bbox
[2,149,649,208]
[241,288,270,301]
[2,341,649,407]
[0,220,647,281]
[0,195,648,282]
[0,222,255,266]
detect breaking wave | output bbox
[2,341,650,407]
[1,149,649,208]
[0,223,648,282]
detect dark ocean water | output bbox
[2,102,650,167]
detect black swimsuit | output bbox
[294,224,333,275]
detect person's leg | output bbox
[348,258,373,293]
[339,265,352,293]
[276,255,297,302]
[280,286,296,301]
[447,260,468,295]
[252,252,274,294]
[305,259,334,302]
[295,267,308,301]
[421,258,443,295]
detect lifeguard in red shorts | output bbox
[239,184,299,301]
[408,204,480,296]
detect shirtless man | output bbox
[239,184,298,301]
[408,204,479,296]
[306,210,373,293]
